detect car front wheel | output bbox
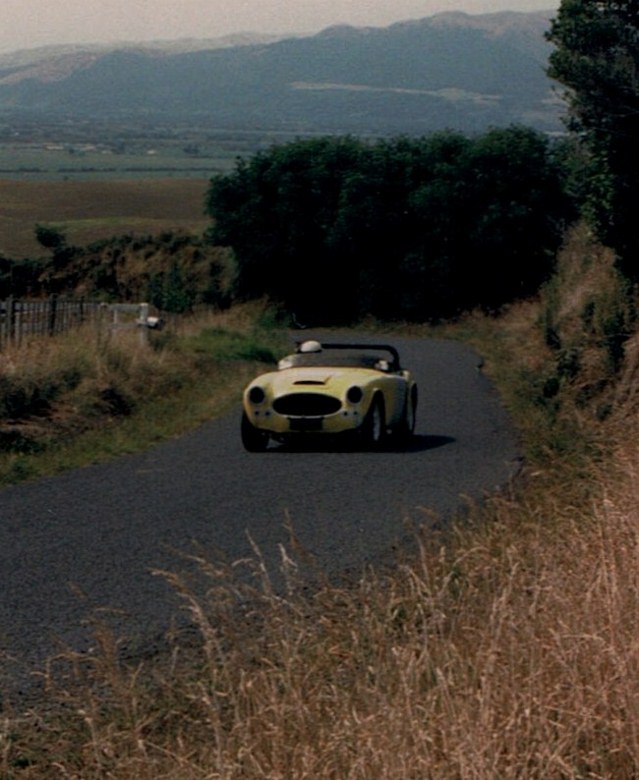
[241,412,270,452]
[361,396,385,448]
[397,386,418,441]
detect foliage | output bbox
[540,224,636,398]
[206,130,572,323]
[34,224,66,253]
[3,231,234,312]
[547,0,639,277]
[147,261,195,313]
[34,223,76,271]
[0,255,46,298]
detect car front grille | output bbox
[273,393,342,416]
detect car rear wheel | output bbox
[241,413,270,452]
[361,396,385,448]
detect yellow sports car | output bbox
[241,340,418,451]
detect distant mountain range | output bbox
[0,11,565,135]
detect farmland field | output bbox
[0,145,231,181]
[0,122,273,258]
[0,119,328,257]
[0,178,212,258]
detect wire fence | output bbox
[0,297,156,350]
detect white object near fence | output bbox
[0,297,163,350]
[105,302,164,344]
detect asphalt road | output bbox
[0,335,521,701]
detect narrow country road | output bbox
[0,335,521,702]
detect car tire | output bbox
[361,395,385,448]
[241,413,270,452]
[397,386,418,441]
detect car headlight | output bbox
[347,385,363,404]
[248,386,266,404]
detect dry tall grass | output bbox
[0,301,284,483]
[4,445,639,778]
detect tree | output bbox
[207,137,367,323]
[461,126,570,309]
[35,224,67,253]
[34,224,74,271]
[206,132,570,323]
[147,262,195,314]
[547,0,639,276]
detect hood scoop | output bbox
[293,379,327,386]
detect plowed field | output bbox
[0,178,211,257]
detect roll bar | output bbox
[295,341,402,371]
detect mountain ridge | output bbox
[0,11,564,135]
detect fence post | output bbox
[8,297,16,344]
[48,295,58,336]
[0,297,7,349]
[138,302,150,346]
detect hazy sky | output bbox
[2,0,559,53]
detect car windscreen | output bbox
[280,350,388,370]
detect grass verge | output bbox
[0,301,288,485]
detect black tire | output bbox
[361,396,385,448]
[241,412,270,452]
[397,386,418,442]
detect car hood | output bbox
[256,366,378,395]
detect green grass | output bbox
[0,145,234,181]
[185,326,281,363]
[0,366,243,484]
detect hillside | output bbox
[0,11,564,135]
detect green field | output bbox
[0,145,235,181]
[0,124,300,183]
[0,134,248,181]
[0,177,213,258]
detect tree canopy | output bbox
[206,129,571,323]
[548,0,639,276]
